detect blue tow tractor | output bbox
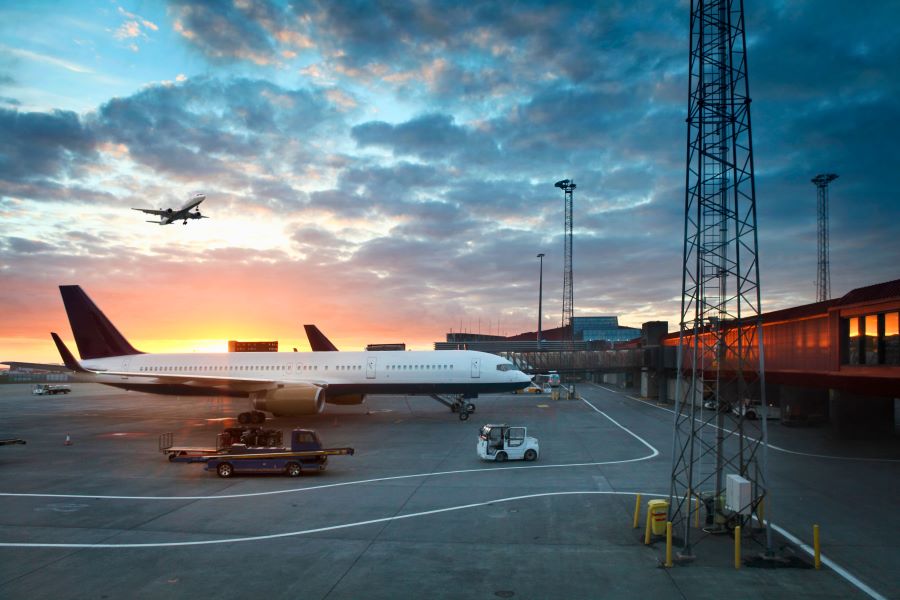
[160,428,354,478]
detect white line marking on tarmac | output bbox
[593,383,891,600]
[0,401,657,501]
[768,522,888,600]
[580,397,660,459]
[0,490,665,548]
[596,384,900,463]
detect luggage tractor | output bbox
[477,424,539,462]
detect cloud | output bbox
[169,0,310,65]
[0,108,97,184]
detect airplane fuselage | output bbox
[79,349,530,399]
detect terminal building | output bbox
[228,340,278,352]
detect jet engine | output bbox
[327,393,366,406]
[251,384,325,416]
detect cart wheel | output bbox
[217,463,234,478]
[524,449,537,461]
[168,453,176,462]
[459,411,470,421]
[466,403,476,413]
[495,451,507,462]
[286,462,302,477]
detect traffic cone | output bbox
[64,434,72,446]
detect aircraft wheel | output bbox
[466,403,476,413]
[524,449,537,461]
[237,412,251,424]
[217,463,234,478]
[286,462,302,477]
[251,411,266,424]
[459,411,470,421]
[495,451,507,462]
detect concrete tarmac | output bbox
[0,383,896,599]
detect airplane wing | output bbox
[1,361,71,373]
[132,208,167,216]
[90,370,328,394]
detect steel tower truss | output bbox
[812,173,837,303]
[555,179,576,339]
[669,0,771,557]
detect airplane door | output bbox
[470,358,480,378]
[366,356,377,379]
[121,358,131,379]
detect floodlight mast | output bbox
[811,173,838,302]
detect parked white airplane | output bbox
[132,192,208,225]
[51,286,531,422]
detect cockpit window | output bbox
[496,363,516,371]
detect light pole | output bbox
[537,253,545,349]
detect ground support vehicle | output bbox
[512,383,549,394]
[32,384,71,395]
[477,424,539,462]
[160,428,354,477]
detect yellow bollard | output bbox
[814,524,821,570]
[644,506,652,545]
[758,497,765,526]
[694,497,700,528]
[665,522,673,567]
[734,525,741,569]
[633,494,642,529]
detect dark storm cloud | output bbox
[0,108,97,183]
[4,237,56,254]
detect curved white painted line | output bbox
[0,490,664,548]
[0,400,659,502]
[596,384,900,463]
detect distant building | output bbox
[228,340,278,352]
[365,343,406,351]
[573,316,641,343]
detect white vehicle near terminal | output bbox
[477,424,539,462]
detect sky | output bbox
[1,0,898,363]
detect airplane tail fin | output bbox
[50,333,90,373]
[304,324,339,351]
[59,285,143,359]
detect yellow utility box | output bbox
[648,499,669,536]
[551,389,560,401]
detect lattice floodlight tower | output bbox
[812,173,838,303]
[555,179,576,383]
[668,0,771,558]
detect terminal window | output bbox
[843,312,900,366]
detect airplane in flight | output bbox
[50,286,531,422]
[132,192,208,225]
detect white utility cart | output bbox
[477,424,539,462]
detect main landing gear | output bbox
[237,410,267,425]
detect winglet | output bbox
[304,324,339,351]
[51,332,90,373]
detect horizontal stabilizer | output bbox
[50,332,90,373]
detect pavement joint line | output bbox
[591,383,891,600]
[0,490,669,549]
[594,384,900,463]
